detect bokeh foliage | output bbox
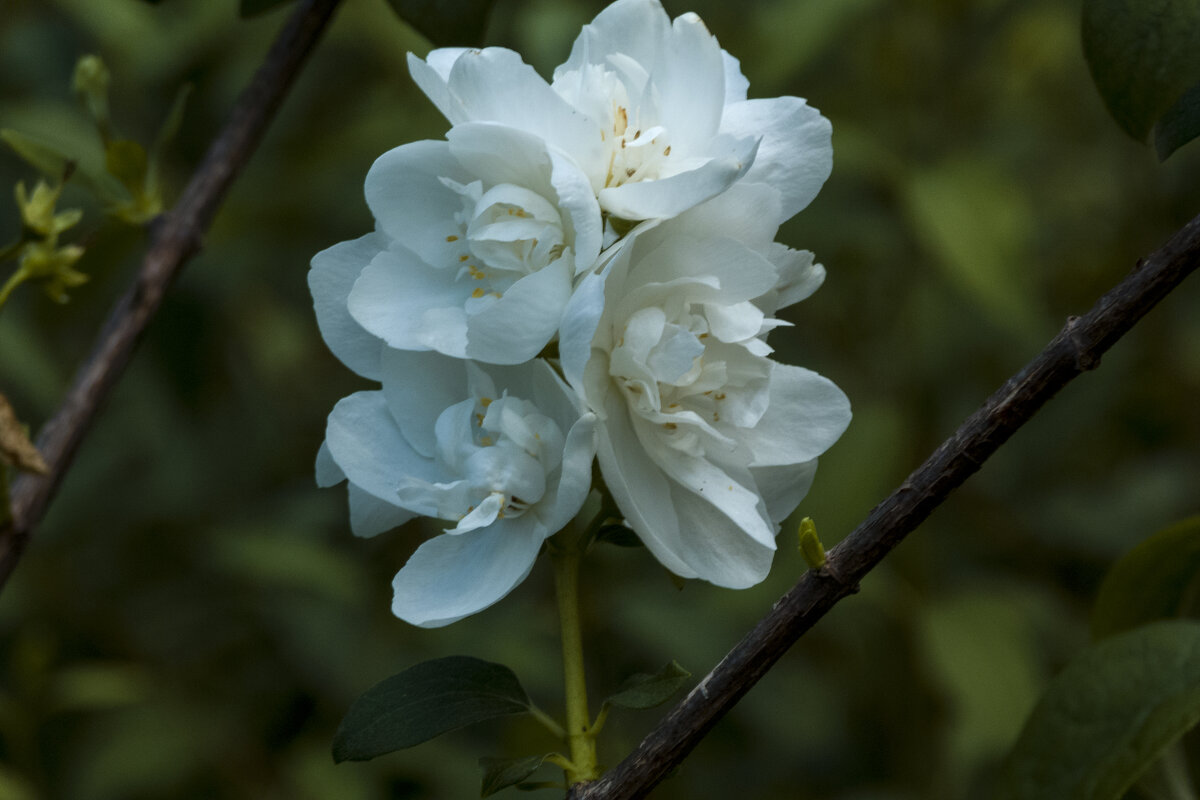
[0,0,1198,798]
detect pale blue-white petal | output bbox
[534,412,598,532]
[315,440,344,487]
[364,140,473,268]
[762,244,825,314]
[597,133,757,219]
[722,51,749,105]
[547,148,603,272]
[559,262,614,391]
[347,483,417,538]
[348,246,468,358]
[380,349,469,459]
[407,49,470,124]
[721,96,833,222]
[465,258,573,364]
[752,459,818,524]
[325,391,445,505]
[662,181,782,253]
[651,11,726,153]
[391,519,545,627]
[741,364,851,467]
[308,233,386,380]
[553,0,669,83]
[669,480,775,588]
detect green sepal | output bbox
[995,619,1200,800]
[239,0,297,17]
[479,754,552,797]
[1081,0,1200,151]
[383,0,500,47]
[1091,515,1200,640]
[332,656,532,763]
[603,661,691,710]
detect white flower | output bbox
[559,184,850,588]
[407,0,832,223]
[315,122,602,367]
[318,351,597,627]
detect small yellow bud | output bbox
[798,517,826,570]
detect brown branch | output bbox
[0,0,345,590]
[570,213,1200,800]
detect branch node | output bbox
[1065,315,1101,371]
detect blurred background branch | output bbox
[571,209,1200,800]
[0,0,344,590]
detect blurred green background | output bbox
[1,0,1198,797]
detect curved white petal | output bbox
[380,349,470,459]
[669,480,775,588]
[348,483,417,538]
[752,459,818,524]
[325,391,446,505]
[465,257,573,364]
[391,519,545,628]
[308,233,386,379]
[554,0,669,83]
[348,246,468,358]
[560,259,616,391]
[407,49,470,125]
[721,96,833,222]
[652,12,726,153]
[598,133,757,219]
[722,51,749,105]
[315,440,344,487]
[535,411,598,530]
[741,364,851,467]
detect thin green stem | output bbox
[528,702,567,740]
[551,541,599,785]
[0,268,29,309]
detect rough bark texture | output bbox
[569,212,1200,800]
[0,0,344,589]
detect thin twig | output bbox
[0,0,345,590]
[570,212,1200,800]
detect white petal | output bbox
[722,50,749,105]
[308,233,386,380]
[315,440,344,487]
[364,140,473,268]
[325,391,445,505]
[465,258,573,364]
[652,11,726,153]
[559,265,611,390]
[721,96,833,222]
[669,480,775,588]
[391,519,545,627]
[762,245,826,314]
[407,49,471,125]
[534,412,598,531]
[664,181,782,252]
[348,246,469,358]
[752,459,818,524]
[597,133,757,219]
[380,349,469,459]
[742,364,851,467]
[554,0,669,83]
[347,483,416,538]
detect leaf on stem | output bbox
[333,656,533,763]
[479,754,553,797]
[604,661,691,710]
[0,393,47,475]
[995,620,1200,800]
[1091,515,1200,640]
[1082,0,1200,159]
[0,129,130,207]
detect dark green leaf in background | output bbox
[1091,515,1200,640]
[333,656,532,763]
[996,620,1200,800]
[1154,80,1200,160]
[383,0,500,46]
[604,661,691,710]
[1081,0,1200,157]
[479,754,552,797]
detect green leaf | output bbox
[1081,0,1200,146]
[1154,80,1200,160]
[383,0,500,46]
[1,129,129,206]
[604,661,691,710]
[995,620,1200,800]
[239,0,297,17]
[479,754,551,797]
[1091,515,1200,640]
[104,139,148,195]
[333,656,532,763]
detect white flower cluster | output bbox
[311,0,851,627]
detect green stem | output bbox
[551,541,599,785]
[0,268,28,309]
[528,702,567,740]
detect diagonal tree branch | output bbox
[0,0,345,591]
[571,211,1200,800]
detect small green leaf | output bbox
[996,620,1200,800]
[1,129,129,207]
[104,140,148,195]
[604,661,691,710]
[333,656,531,763]
[1153,80,1200,160]
[1082,0,1200,143]
[383,0,500,46]
[239,0,297,16]
[1091,515,1200,640]
[479,754,551,797]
